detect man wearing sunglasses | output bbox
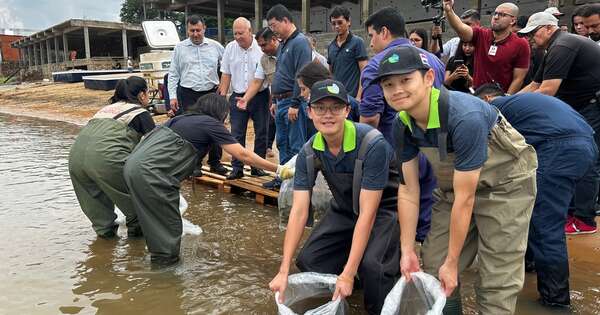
[443,0,530,94]
[269,79,400,315]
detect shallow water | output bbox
[0,113,599,314]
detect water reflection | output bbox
[0,113,598,315]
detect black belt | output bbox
[272,91,293,100]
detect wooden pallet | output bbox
[192,162,279,205]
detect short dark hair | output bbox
[186,93,229,122]
[330,6,351,21]
[297,61,332,89]
[516,15,529,29]
[266,4,293,23]
[409,28,429,51]
[579,3,600,18]
[256,27,275,41]
[474,83,505,99]
[365,7,406,38]
[187,15,205,26]
[109,76,148,105]
[460,9,480,21]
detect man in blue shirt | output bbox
[327,6,368,98]
[269,80,400,315]
[362,7,445,242]
[264,4,313,188]
[475,84,597,308]
[378,46,537,314]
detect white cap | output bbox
[544,7,564,16]
[518,12,559,34]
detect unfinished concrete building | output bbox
[11,19,146,77]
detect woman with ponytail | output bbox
[69,76,155,239]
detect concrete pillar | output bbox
[122,29,128,59]
[83,26,91,59]
[361,0,371,28]
[217,0,225,44]
[63,32,69,62]
[54,36,59,63]
[184,5,189,34]
[46,39,51,65]
[301,0,310,33]
[28,45,32,67]
[39,42,44,65]
[254,0,263,30]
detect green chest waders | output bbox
[123,124,199,259]
[393,87,538,315]
[68,106,144,237]
[295,126,401,315]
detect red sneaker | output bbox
[565,217,597,235]
[564,215,574,230]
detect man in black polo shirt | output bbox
[327,6,368,99]
[520,12,600,234]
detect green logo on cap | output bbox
[326,84,340,94]
[387,53,400,64]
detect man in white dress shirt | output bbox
[219,17,270,179]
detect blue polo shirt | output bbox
[271,30,312,107]
[490,93,594,147]
[361,38,445,144]
[396,89,498,171]
[294,121,393,191]
[327,32,368,97]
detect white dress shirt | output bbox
[221,38,267,94]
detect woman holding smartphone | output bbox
[444,41,475,93]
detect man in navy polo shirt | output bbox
[327,6,368,98]
[269,80,400,315]
[264,4,312,188]
[476,84,597,308]
[361,7,445,242]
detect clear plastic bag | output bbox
[380,271,446,315]
[275,272,348,315]
[115,194,202,235]
[278,155,333,230]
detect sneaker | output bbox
[250,167,268,176]
[565,217,597,235]
[210,164,229,176]
[262,177,281,189]
[564,215,574,230]
[226,168,244,180]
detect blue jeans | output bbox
[529,136,597,304]
[230,89,269,170]
[275,98,311,164]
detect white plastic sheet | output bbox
[278,155,333,229]
[380,272,446,315]
[275,272,348,315]
[115,194,202,235]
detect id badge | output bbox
[488,45,497,56]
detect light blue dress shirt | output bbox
[168,37,224,100]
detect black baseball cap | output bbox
[309,79,349,105]
[375,46,432,82]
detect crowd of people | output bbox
[68,1,600,314]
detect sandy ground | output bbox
[1,82,599,312]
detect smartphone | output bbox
[453,59,464,67]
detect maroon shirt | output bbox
[471,27,530,92]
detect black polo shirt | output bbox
[534,31,600,110]
[327,32,368,97]
[165,115,237,158]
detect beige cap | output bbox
[544,7,564,17]
[518,12,559,34]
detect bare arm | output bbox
[240,78,263,103]
[355,60,369,100]
[221,143,277,172]
[443,0,473,42]
[360,114,381,128]
[534,79,562,97]
[519,81,540,94]
[506,68,528,95]
[398,157,421,256]
[218,73,231,96]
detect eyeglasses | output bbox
[493,11,514,18]
[310,103,347,116]
[527,26,543,38]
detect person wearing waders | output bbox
[123,93,293,267]
[475,84,598,308]
[377,46,537,314]
[69,76,156,238]
[269,80,400,315]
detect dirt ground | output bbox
[1,82,599,313]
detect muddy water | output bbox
[0,113,599,314]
